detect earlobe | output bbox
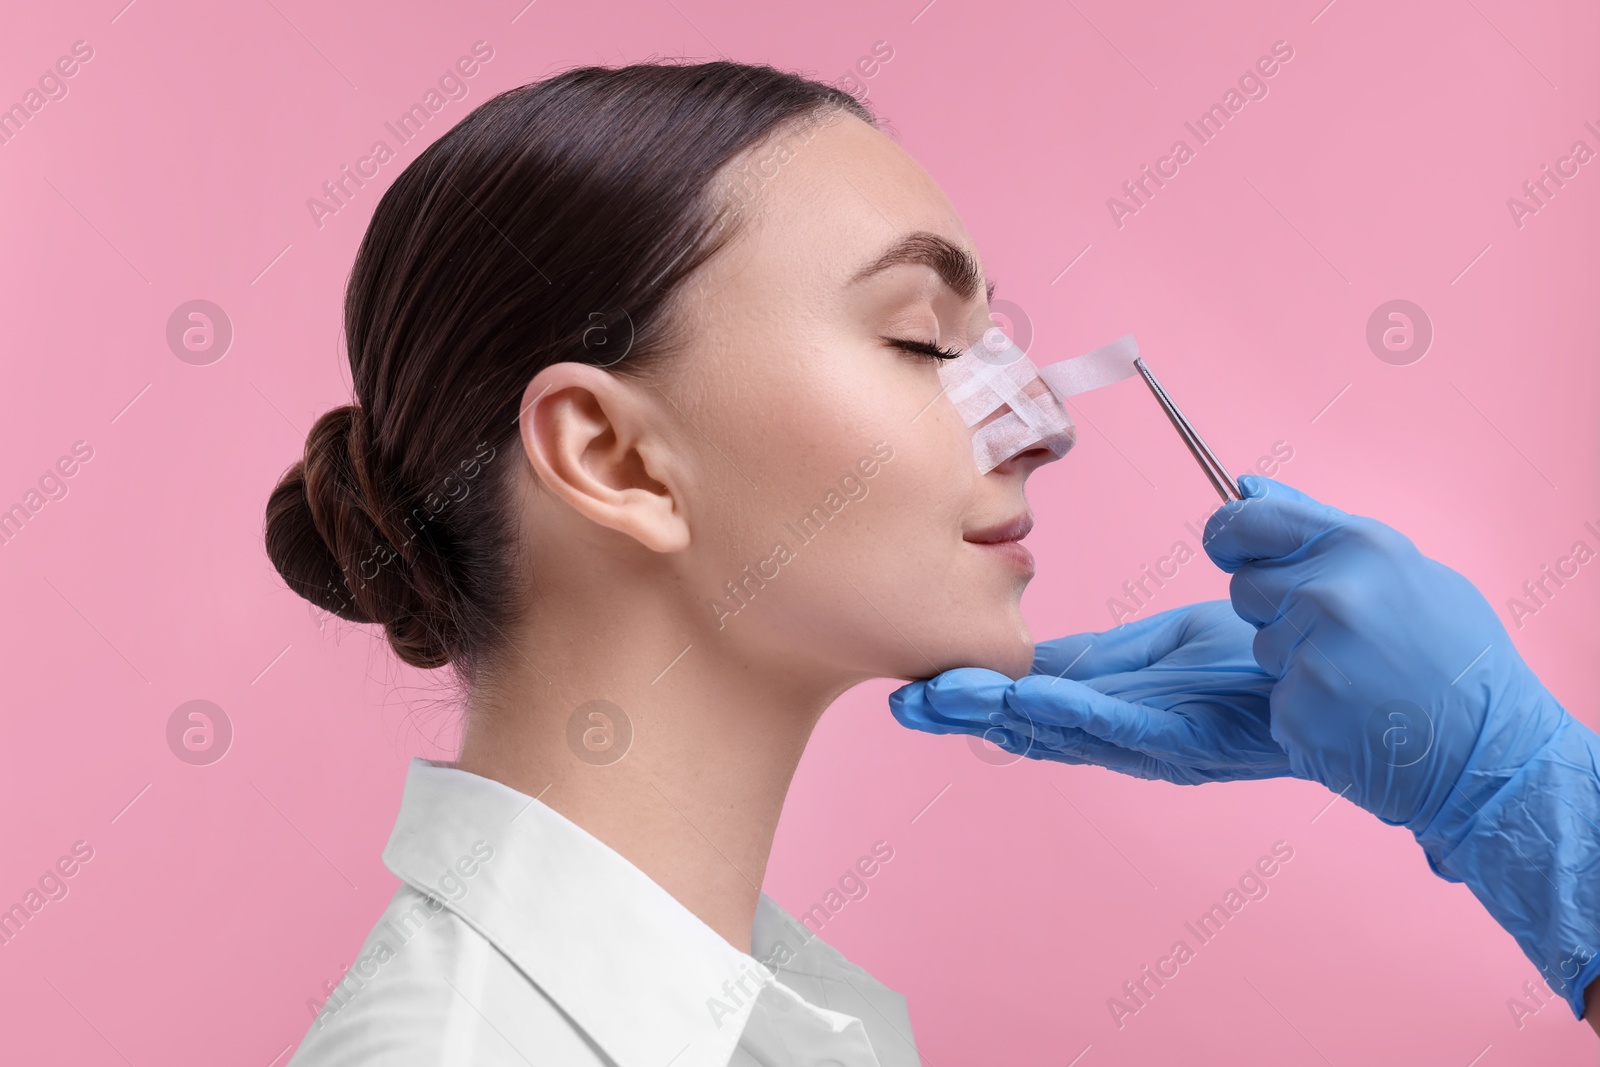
[517,365,690,553]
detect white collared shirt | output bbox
[288,759,922,1067]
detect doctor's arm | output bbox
[1197,477,1600,1027]
[892,476,1600,1028]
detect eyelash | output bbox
[888,337,966,362]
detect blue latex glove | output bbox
[1204,475,1600,1018]
[889,600,1290,785]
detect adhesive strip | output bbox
[936,332,1141,474]
[1037,334,1140,400]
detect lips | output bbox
[964,511,1034,545]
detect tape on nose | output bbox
[936,331,1140,474]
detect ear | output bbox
[517,364,689,553]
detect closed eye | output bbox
[885,336,965,362]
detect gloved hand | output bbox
[1203,475,1600,1019]
[889,600,1290,785]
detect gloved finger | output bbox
[1249,616,1299,679]
[889,679,957,736]
[911,673,1173,772]
[1000,675,1198,760]
[1228,561,1293,629]
[1165,600,1258,664]
[888,668,1012,736]
[1250,591,1354,685]
[1202,475,1349,573]
[892,693,1109,772]
[984,723,1091,766]
[895,670,1201,788]
[1030,603,1215,680]
[989,715,1187,782]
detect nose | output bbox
[936,329,1080,474]
[962,378,1076,477]
[989,440,1063,479]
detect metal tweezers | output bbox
[1132,357,1243,503]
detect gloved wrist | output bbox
[1414,704,1600,1019]
[1410,676,1570,860]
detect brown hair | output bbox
[264,61,874,682]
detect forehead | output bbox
[709,113,984,304]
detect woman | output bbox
[267,60,1056,1065]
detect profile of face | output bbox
[518,112,1062,688]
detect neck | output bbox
[455,593,854,954]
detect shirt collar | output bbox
[379,758,875,1067]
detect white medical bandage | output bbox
[936,332,1141,473]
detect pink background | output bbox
[2,0,1596,1063]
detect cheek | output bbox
[680,360,895,570]
[803,365,976,543]
[726,352,974,507]
[677,347,1026,676]
[749,378,973,558]
[875,406,975,525]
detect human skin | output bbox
[453,112,1062,953]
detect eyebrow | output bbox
[848,230,996,304]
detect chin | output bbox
[938,615,1034,680]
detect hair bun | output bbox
[265,405,451,668]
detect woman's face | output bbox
[657,111,1063,684]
